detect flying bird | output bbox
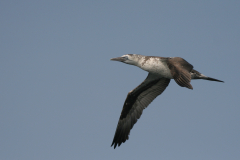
[110,54,223,149]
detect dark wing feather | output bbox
[167,57,193,89]
[111,74,170,148]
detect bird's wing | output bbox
[111,73,171,148]
[166,57,193,89]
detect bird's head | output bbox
[110,54,139,66]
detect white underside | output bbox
[137,57,173,79]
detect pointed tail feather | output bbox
[191,70,224,82]
[203,77,224,82]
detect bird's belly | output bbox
[140,61,173,79]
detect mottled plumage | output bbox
[110,54,223,149]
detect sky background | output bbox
[1,1,240,160]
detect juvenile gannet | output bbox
[110,54,223,149]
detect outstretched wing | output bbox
[111,73,171,148]
[167,57,193,89]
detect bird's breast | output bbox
[138,57,173,79]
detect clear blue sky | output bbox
[1,1,239,160]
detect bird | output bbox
[110,54,223,149]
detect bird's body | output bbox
[110,54,223,149]
[138,56,173,78]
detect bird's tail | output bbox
[191,69,224,82]
[200,76,224,82]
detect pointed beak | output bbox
[110,57,125,62]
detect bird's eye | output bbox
[123,56,128,59]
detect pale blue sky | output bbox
[1,1,240,160]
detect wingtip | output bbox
[186,84,193,90]
[111,145,116,149]
[111,142,117,149]
[112,144,117,149]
